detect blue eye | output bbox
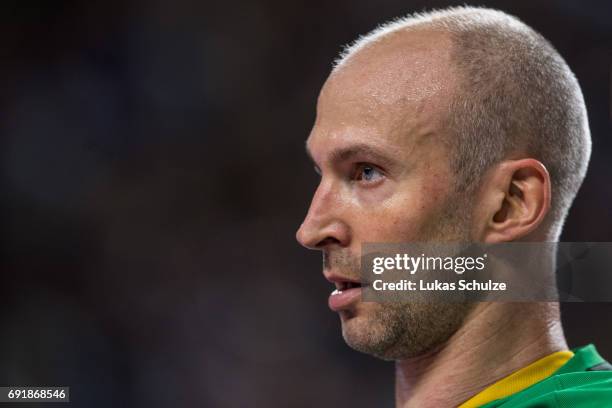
[355,164,383,183]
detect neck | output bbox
[395,302,568,408]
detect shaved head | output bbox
[318,27,455,171]
[334,6,591,240]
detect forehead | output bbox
[307,28,455,159]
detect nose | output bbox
[296,181,350,250]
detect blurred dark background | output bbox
[1,0,610,407]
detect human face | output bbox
[296,30,473,359]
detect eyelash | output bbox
[352,163,385,184]
[312,163,385,186]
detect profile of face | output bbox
[296,30,476,360]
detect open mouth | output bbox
[332,280,362,295]
[328,278,363,311]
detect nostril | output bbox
[297,218,350,250]
[316,237,341,249]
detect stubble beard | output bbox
[340,193,475,361]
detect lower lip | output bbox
[328,287,362,311]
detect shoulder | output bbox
[492,371,612,407]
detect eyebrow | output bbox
[306,142,399,169]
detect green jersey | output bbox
[470,345,612,407]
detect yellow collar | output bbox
[458,350,574,408]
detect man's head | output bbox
[296,7,591,360]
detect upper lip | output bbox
[324,273,363,290]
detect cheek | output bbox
[350,175,452,242]
[348,194,425,242]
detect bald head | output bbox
[332,6,591,240]
[317,28,455,159]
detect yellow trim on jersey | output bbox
[458,350,574,408]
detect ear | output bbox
[476,159,551,243]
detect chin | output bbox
[337,301,467,361]
[338,303,404,361]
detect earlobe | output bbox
[483,159,551,243]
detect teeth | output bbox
[332,289,342,296]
